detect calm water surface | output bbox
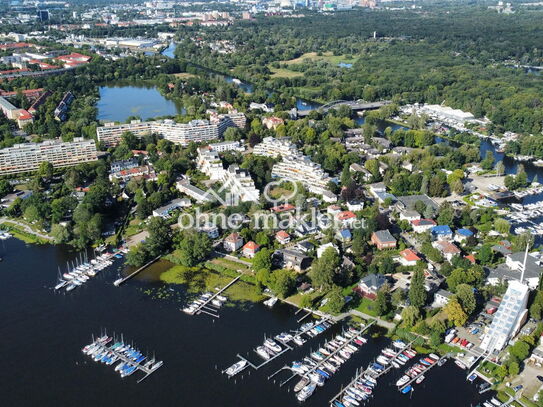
[0,238,494,406]
[97,83,184,122]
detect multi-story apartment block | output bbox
[221,165,260,203]
[0,137,97,175]
[0,96,33,128]
[252,136,297,158]
[271,153,332,195]
[207,140,244,153]
[197,147,225,181]
[96,112,246,148]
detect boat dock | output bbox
[328,339,414,406]
[223,316,334,377]
[277,321,374,388]
[114,256,161,286]
[188,275,241,317]
[398,353,451,392]
[83,336,163,383]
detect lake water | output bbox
[97,83,185,122]
[0,238,496,406]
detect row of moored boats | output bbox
[182,292,228,314]
[294,326,367,402]
[0,231,12,240]
[82,335,163,379]
[396,353,443,393]
[55,254,114,292]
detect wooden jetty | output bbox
[113,256,161,286]
[189,275,241,317]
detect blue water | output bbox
[338,62,353,69]
[97,84,184,122]
[161,42,176,59]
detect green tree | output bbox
[51,223,70,244]
[375,286,390,316]
[38,161,54,179]
[408,268,427,309]
[326,286,345,314]
[270,269,295,298]
[253,248,272,272]
[455,284,476,315]
[401,305,421,327]
[444,298,468,326]
[145,217,173,258]
[310,247,340,290]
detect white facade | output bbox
[0,138,97,175]
[253,136,297,158]
[221,165,260,203]
[480,280,529,354]
[207,140,244,153]
[197,147,225,181]
[271,153,332,195]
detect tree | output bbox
[401,305,421,327]
[378,256,395,275]
[509,340,530,361]
[253,248,272,272]
[255,231,270,247]
[508,361,520,377]
[174,230,211,267]
[326,287,345,314]
[145,217,173,258]
[495,160,505,176]
[481,151,494,170]
[437,202,455,225]
[455,284,476,315]
[126,244,150,267]
[375,286,390,316]
[0,179,12,197]
[409,268,427,309]
[270,269,295,298]
[494,218,510,234]
[310,247,340,290]
[392,288,406,307]
[38,161,54,179]
[51,223,70,244]
[444,298,468,326]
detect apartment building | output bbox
[0,96,33,128]
[176,180,215,203]
[271,153,332,195]
[96,113,246,148]
[221,165,260,203]
[197,147,225,181]
[0,137,98,175]
[207,140,244,153]
[253,136,297,158]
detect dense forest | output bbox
[174,8,543,135]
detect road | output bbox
[335,309,396,330]
[0,217,53,241]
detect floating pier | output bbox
[187,275,241,317]
[276,321,374,390]
[114,256,161,286]
[398,354,451,392]
[328,338,414,406]
[82,335,163,383]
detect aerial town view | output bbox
[2,0,543,406]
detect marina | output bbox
[328,338,415,406]
[396,353,449,393]
[269,322,372,402]
[182,275,241,317]
[82,333,163,383]
[55,252,114,292]
[224,317,334,376]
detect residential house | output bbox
[317,242,339,258]
[198,223,219,239]
[242,241,260,258]
[432,240,461,261]
[336,229,352,242]
[346,200,364,212]
[152,198,191,218]
[398,249,421,266]
[455,228,474,243]
[275,230,291,245]
[296,241,314,253]
[223,232,243,252]
[411,218,437,233]
[399,210,421,222]
[432,289,453,307]
[356,274,389,300]
[371,230,397,250]
[336,211,357,228]
[431,225,453,240]
[274,249,311,272]
[487,251,543,290]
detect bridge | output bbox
[297,99,392,117]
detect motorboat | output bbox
[264,338,282,353]
[256,346,271,360]
[416,375,425,384]
[225,360,248,377]
[294,377,310,392]
[401,385,412,394]
[296,383,316,402]
[396,375,410,387]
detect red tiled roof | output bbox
[225,232,242,242]
[435,240,461,254]
[337,211,356,221]
[465,254,476,264]
[276,230,290,239]
[411,219,437,227]
[18,110,33,120]
[400,249,421,262]
[271,203,295,213]
[243,241,260,251]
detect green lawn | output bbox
[278,52,357,65]
[269,67,303,78]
